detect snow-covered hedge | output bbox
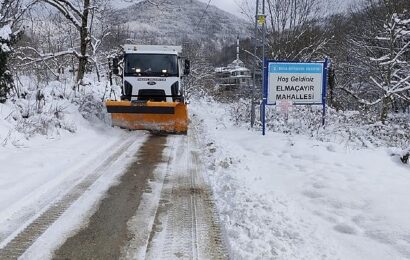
[228,99,410,150]
[0,75,117,147]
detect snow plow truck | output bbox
[105,45,190,134]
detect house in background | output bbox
[215,37,252,92]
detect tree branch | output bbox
[42,0,82,30]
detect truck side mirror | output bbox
[184,60,190,75]
[112,58,119,75]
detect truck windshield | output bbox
[124,54,178,77]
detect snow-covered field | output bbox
[1,85,409,259]
[191,98,410,259]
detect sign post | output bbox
[262,59,328,135]
[262,59,268,135]
[322,58,329,126]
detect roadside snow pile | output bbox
[229,99,410,150]
[0,75,117,147]
[0,73,133,251]
[191,97,410,259]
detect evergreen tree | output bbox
[0,24,13,103]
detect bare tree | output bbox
[14,0,116,86]
[88,0,113,82]
[183,41,216,99]
[40,0,91,85]
[265,0,331,60]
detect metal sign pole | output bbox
[322,58,329,126]
[262,59,267,135]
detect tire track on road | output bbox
[143,133,228,259]
[0,133,132,243]
[0,135,141,259]
[53,135,167,260]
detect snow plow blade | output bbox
[105,100,188,134]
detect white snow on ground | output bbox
[0,82,148,257]
[191,98,410,259]
[0,104,107,229]
[20,133,147,259]
[1,79,409,260]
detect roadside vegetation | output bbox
[212,0,410,162]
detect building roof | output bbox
[227,59,246,69]
[215,59,250,74]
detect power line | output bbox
[195,0,212,28]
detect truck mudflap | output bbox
[105,100,188,134]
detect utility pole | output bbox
[251,0,266,128]
[251,0,259,128]
[261,0,266,106]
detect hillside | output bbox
[112,0,250,46]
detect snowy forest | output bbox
[0,0,409,155]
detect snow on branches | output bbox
[369,12,410,121]
[0,23,11,41]
[340,9,410,122]
[0,24,11,52]
[35,0,91,84]
[1,0,24,103]
[41,0,84,31]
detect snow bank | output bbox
[0,74,140,256]
[191,97,410,259]
[229,99,410,150]
[0,74,118,148]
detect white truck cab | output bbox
[113,45,190,103]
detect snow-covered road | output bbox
[51,133,227,260]
[135,134,228,259]
[0,126,228,259]
[0,127,147,258]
